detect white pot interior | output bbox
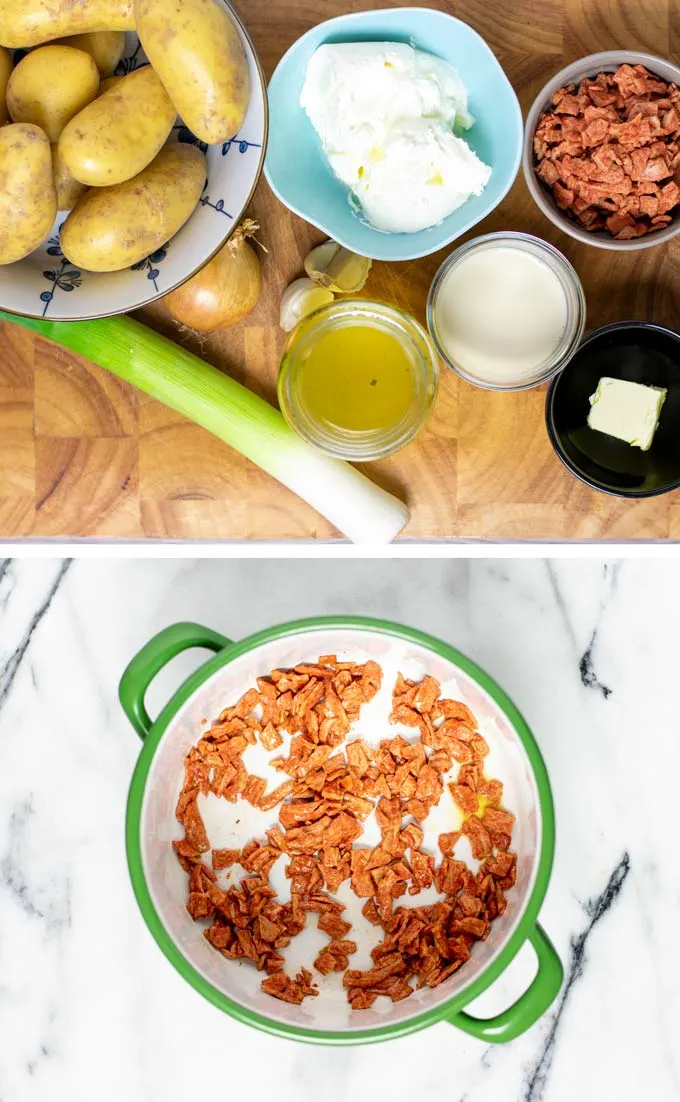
[140,628,542,1033]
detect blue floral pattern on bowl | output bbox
[39,230,82,317]
[130,246,170,293]
[0,2,267,322]
[174,124,262,163]
[199,186,232,219]
[222,136,262,157]
[114,40,145,76]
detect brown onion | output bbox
[165,219,263,332]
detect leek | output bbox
[0,311,409,543]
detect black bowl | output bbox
[546,321,680,498]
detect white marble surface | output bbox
[0,557,678,1102]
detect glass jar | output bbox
[278,299,439,461]
[427,231,587,391]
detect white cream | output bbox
[300,42,491,234]
[434,245,569,385]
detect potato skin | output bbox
[52,31,126,77]
[51,143,87,209]
[134,0,249,144]
[60,144,207,272]
[8,45,100,142]
[0,45,11,125]
[0,0,134,48]
[98,75,123,95]
[0,123,56,264]
[59,66,177,187]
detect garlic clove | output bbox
[303,240,339,284]
[279,277,334,332]
[304,240,372,293]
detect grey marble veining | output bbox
[0,558,678,1102]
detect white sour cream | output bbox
[300,42,491,234]
[433,245,569,385]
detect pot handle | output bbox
[119,622,230,740]
[447,924,563,1044]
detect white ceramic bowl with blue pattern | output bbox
[0,0,267,321]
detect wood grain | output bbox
[1,0,679,540]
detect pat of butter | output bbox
[587,377,666,451]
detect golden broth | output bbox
[296,323,416,432]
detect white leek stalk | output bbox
[0,311,409,543]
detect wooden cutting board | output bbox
[2,0,680,540]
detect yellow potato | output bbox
[59,66,176,187]
[0,0,134,49]
[0,45,11,124]
[98,74,123,95]
[134,0,249,145]
[51,143,87,210]
[51,31,126,77]
[61,144,206,272]
[8,45,100,142]
[0,123,56,264]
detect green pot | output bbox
[121,616,562,1045]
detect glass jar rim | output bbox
[426,231,587,392]
[278,299,440,461]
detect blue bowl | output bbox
[264,7,522,262]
